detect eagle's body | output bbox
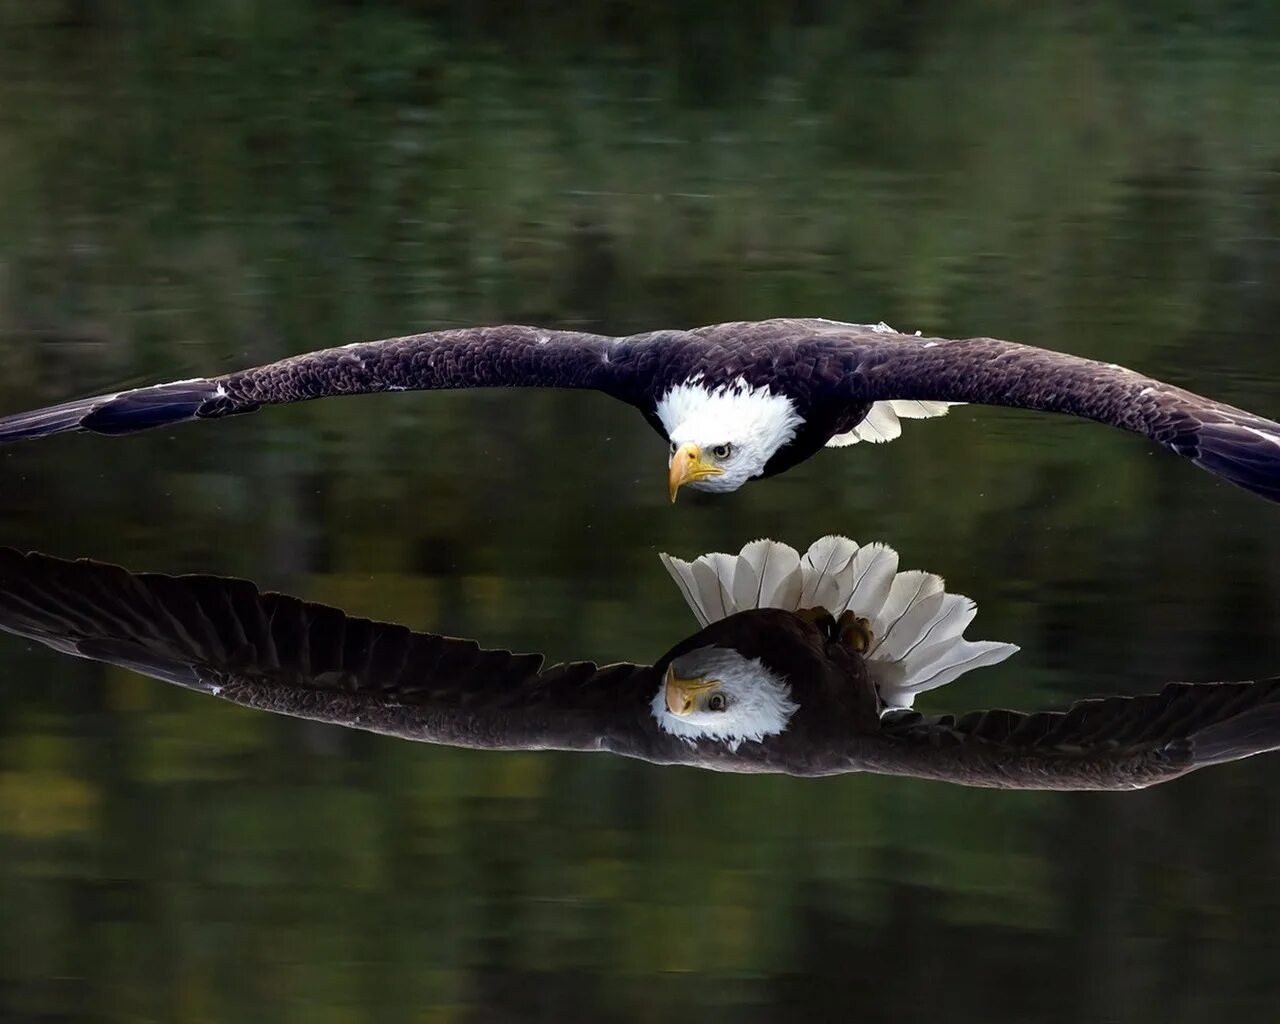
[2,318,1278,502]
[3,542,1278,791]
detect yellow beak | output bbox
[664,665,719,715]
[668,443,725,502]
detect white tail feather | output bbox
[799,535,859,608]
[739,538,804,610]
[840,543,900,619]
[660,536,1018,709]
[869,571,946,655]
[890,399,954,419]
[825,399,959,447]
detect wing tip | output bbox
[1191,416,1280,503]
[1182,701,1280,767]
[0,380,219,445]
[0,395,103,443]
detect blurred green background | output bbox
[2,2,1280,1021]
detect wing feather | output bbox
[8,548,1269,790]
[0,549,659,755]
[3,317,1278,506]
[739,539,804,610]
[5,316,1276,505]
[815,322,1280,504]
[657,553,708,627]
[877,678,1280,790]
[799,535,860,608]
[660,536,1015,711]
[825,400,955,447]
[729,555,763,616]
[0,326,621,443]
[838,543,900,619]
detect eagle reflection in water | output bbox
[0,538,1277,792]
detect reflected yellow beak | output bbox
[668,443,725,502]
[664,665,719,715]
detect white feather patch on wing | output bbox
[825,400,959,447]
[660,536,1018,709]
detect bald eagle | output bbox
[1,319,1277,503]
[2,537,1277,791]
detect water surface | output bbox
[2,5,1280,1022]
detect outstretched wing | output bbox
[784,317,1280,504]
[4,316,1276,504]
[872,679,1280,790]
[0,549,663,757]
[0,325,643,443]
[4,549,1275,789]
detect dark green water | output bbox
[3,4,1280,1021]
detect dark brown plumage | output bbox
[0,319,1276,501]
[2,548,1278,791]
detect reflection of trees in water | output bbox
[1,0,1280,663]
[3,694,1280,1019]
[0,647,1268,1012]
[3,3,1280,363]
[1,4,1280,1019]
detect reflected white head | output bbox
[657,379,803,499]
[651,646,798,751]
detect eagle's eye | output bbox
[712,443,732,460]
[707,692,728,712]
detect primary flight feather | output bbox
[2,317,1277,503]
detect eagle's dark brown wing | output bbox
[0,549,664,757]
[787,319,1280,504]
[868,679,1280,790]
[4,548,1278,790]
[0,325,635,442]
[1,317,1276,504]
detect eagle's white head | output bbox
[656,378,803,499]
[650,645,798,751]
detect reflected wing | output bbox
[0,550,663,756]
[770,317,1280,504]
[876,679,1280,790]
[6,547,1277,788]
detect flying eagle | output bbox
[1,318,1277,503]
[2,537,1277,791]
